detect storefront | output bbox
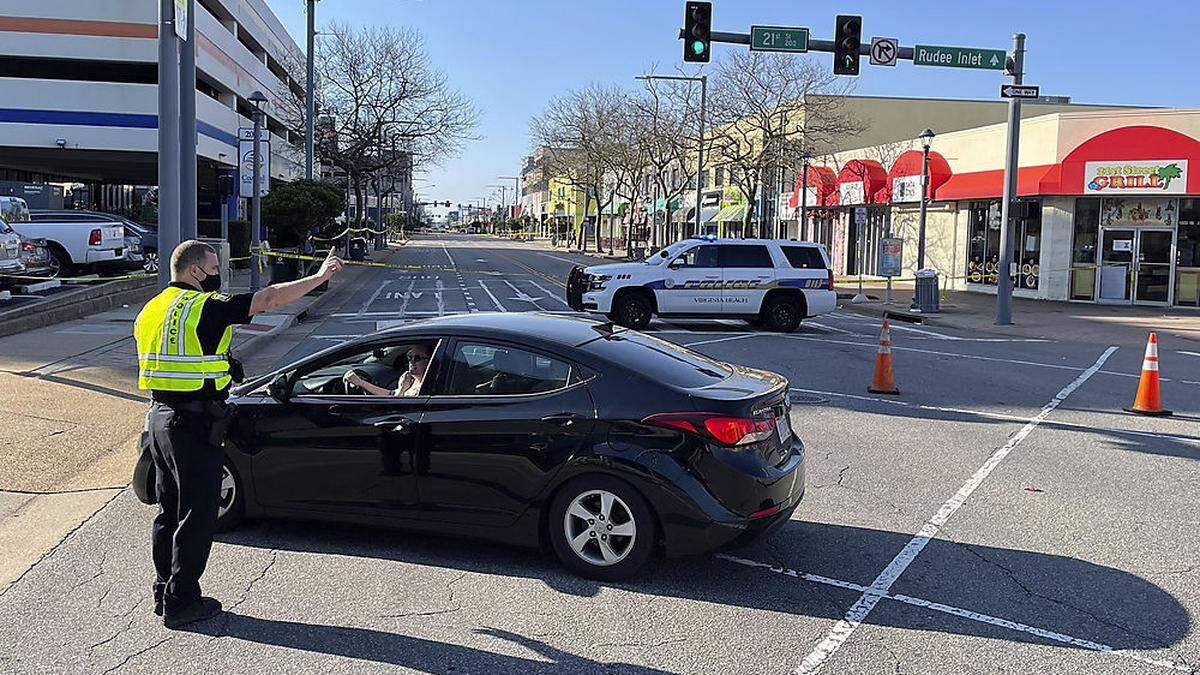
[790,166,838,252]
[837,160,888,275]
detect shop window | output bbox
[966,200,1040,289]
[715,167,725,187]
[1177,199,1200,307]
[1070,198,1101,300]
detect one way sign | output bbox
[1000,84,1040,99]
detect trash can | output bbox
[268,247,302,284]
[914,268,940,313]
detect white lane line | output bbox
[796,346,1118,674]
[501,278,544,310]
[435,277,445,316]
[789,387,1200,447]
[535,251,588,265]
[806,321,859,336]
[887,323,963,340]
[1179,351,1200,358]
[718,554,1190,673]
[478,280,507,312]
[527,279,572,308]
[357,280,390,318]
[442,242,456,268]
[682,334,760,348]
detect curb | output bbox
[0,278,155,339]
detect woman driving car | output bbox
[342,343,432,397]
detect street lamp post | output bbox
[249,90,267,292]
[911,128,935,311]
[635,74,706,239]
[305,0,318,180]
[799,152,812,240]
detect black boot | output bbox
[163,597,223,629]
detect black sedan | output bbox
[133,313,805,580]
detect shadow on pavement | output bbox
[183,614,672,674]
[220,517,1190,655]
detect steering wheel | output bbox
[343,368,376,394]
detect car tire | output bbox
[762,295,802,332]
[613,292,653,330]
[548,475,657,581]
[216,457,246,532]
[46,244,73,277]
[142,249,159,274]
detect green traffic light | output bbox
[692,40,706,55]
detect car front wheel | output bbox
[549,475,656,581]
[613,292,653,330]
[216,459,245,531]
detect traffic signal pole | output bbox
[157,0,180,289]
[995,33,1025,326]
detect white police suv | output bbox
[566,237,836,331]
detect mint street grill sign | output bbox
[913,44,1006,70]
[750,26,809,53]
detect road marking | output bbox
[435,277,445,316]
[718,554,1190,673]
[442,242,456,268]
[478,280,507,312]
[527,280,572,308]
[501,279,544,308]
[796,346,1118,674]
[1180,351,1200,358]
[357,280,390,318]
[682,334,760,348]
[535,251,587,266]
[806,321,858,336]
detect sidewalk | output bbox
[841,285,1200,347]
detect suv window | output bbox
[781,245,827,269]
[582,331,732,389]
[719,244,773,268]
[444,342,571,396]
[673,244,718,268]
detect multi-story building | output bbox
[0,0,306,221]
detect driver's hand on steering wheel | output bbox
[341,371,361,390]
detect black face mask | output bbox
[198,270,221,293]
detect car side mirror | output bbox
[267,373,290,401]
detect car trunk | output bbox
[686,366,793,468]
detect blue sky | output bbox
[269,0,1198,208]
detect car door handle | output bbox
[373,416,416,434]
[541,413,583,427]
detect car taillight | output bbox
[642,412,775,447]
[826,269,835,291]
[89,228,102,246]
[21,241,35,252]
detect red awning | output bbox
[888,150,952,201]
[1059,125,1200,194]
[837,159,887,204]
[935,164,1062,201]
[790,166,837,208]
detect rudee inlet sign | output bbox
[1085,160,1187,195]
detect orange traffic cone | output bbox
[868,319,900,395]
[1126,332,1171,416]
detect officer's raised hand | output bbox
[249,247,345,316]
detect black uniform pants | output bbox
[147,401,224,608]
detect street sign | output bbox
[238,128,270,198]
[173,0,188,39]
[913,44,1006,70]
[1000,84,1041,99]
[853,207,867,226]
[750,25,809,53]
[878,238,903,277]
[869,37,899,66]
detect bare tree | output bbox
[634,75,704,246]
[276,22,478,224]
[706,51,861,238]
[529,85,624,252]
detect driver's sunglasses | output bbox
[409,353,430,363]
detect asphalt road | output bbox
[2,234,1199,674]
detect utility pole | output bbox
[249,91,266,291]
[156,0,180,288]
[996,33,1026,326]
[305,0,317,180]
[179,0,197,241]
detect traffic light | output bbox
[833,15,862,76]
[683,1,711,63]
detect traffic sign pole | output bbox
[996,32,1025,326]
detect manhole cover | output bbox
[789,393,829,405]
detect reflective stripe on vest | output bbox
[134,287,233,392]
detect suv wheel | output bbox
[613,292,653,330]
[549,475,656,581]
[763,295,802,332]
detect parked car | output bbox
[132,313,805,580]
[0,217,25,286]
[28,209,157,274]
[18,235,55,278]
[3,198,124,275]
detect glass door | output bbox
[1097,228,1135,303]
[1134,229,1174,306]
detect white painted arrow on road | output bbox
[502,279,541,304]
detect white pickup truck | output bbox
[0,197,124,274]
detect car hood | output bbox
[583,262,642,276]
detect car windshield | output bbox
[647,240,694,265]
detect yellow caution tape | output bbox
[254,248,510,277]
[0,270,153,283]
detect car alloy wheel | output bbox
[143,251,159,274]
[215,459,244,531]
[616,294,652,330]
[764,297,801,332]
[563,489,637,566]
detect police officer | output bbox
[134,240,343,628]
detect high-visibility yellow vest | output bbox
[134,287,233,392]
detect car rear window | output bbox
[582,330,732,388]
[719,244,773,268]
[781,245,827,269]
